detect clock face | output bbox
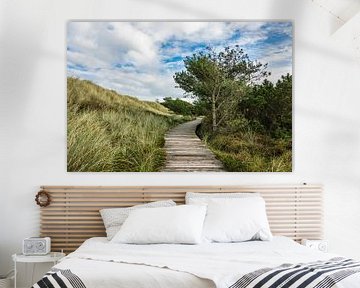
[36,241,45,250]
[318,242,327,252]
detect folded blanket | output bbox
[32,268,86,288]
[230,258,360,288]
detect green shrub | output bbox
[202,121,292,172]
[160,97,194,116]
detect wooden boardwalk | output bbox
[162,118,224,172]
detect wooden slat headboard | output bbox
[39,184,323,253]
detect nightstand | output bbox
[12,252,65,288]
[301,239,328,252]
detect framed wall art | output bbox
[67,21,293,172]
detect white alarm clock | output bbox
[23,237,51,255]
[301,239,328,252]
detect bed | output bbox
[33,236,360,288]
[33,185,360,288]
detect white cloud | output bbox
[67,21,292,101]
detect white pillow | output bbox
[100,200,176,240]
[202,197,272,243]
[111,205,207,244]
[186,192,259,204]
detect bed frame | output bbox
[39,184,323,253]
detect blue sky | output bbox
[67,21,292,101]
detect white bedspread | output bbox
[54,237,360,288]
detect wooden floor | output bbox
[162,118,224,172]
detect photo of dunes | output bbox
[67,21,292,172]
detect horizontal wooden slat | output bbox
[39,184,323,253]
[41,216,323,222]
[41,185,321,189]
[41,226,104,230]
[41,229,106,233]
[48,196,322,202]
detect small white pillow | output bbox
[186,192,259,205]
[100,200,176,240]
[202,197,272,243]
[111,205,207,244]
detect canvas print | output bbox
[67,21,292,172]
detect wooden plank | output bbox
[162,118,224,172]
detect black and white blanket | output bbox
[33,258,360,288]
[32,268,86,288]
[229,258,360,288]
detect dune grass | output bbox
[198,124,292,172]
[67,78,182,172]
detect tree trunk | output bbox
[212,89,217,132]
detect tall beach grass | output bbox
[67,78,181,172]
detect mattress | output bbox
[35,236,360,288]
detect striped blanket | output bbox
[230,258,360,288]
[32,258,359,288]
[32,268,86,288]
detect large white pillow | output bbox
[186,192,259,204]
[111,205,207,244]
[202,197,272,243]
[100,200,176,240]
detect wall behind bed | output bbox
[0,0,359,284]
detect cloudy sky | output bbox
[67,21,292,101]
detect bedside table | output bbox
[12,252,65,288]
[301,239,328,252]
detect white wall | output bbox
[1,0,360,285]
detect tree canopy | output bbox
[174,46,270,132]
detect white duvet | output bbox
[54,237,360,288]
